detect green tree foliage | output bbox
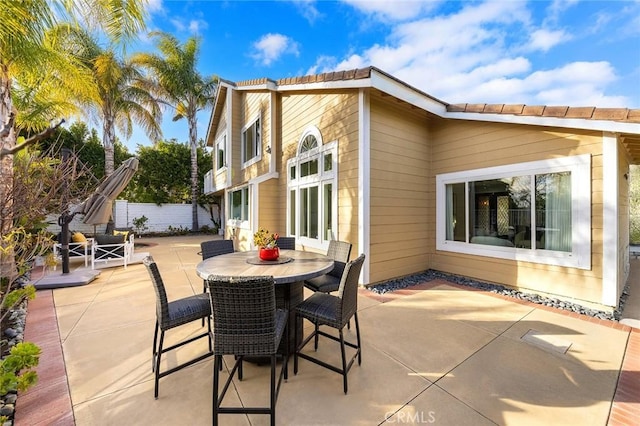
[35,121,131,181]
[125,139,212,205]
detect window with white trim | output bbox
[436,154,591,269]
[215,133,226,171]
[242,116,261,166]
[287,126,337,249]
[228,186,249,222]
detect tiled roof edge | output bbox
[447,104,640,124]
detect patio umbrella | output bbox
[58,157,139,273]
[73,157,139,225]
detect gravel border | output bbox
[1,274,32,425]
[367,269,627,322]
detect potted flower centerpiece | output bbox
[253,227,280,261]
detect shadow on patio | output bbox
[15,235,638,425]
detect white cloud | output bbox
[251,33,300,66]
[341,0,442,22]
[146,0,165,15]
[527,29,570,52]
[169,18,208,35]
[318,1,630,106]
[291,0,323,24]
[188,19,208,34]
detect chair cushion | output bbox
[295,292,343,329]
[72,232,88,244]
[95,233,125,245]
[304,274,340,293]
[113,229,129,240]
[163,294,211,330]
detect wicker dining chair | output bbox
[200,239,235,292]
[143,256,213,399]
[294,253,365,394]
[275,236,296,250]
[303,240,352,293]
[207,275,289,426]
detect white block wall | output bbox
[114,200,216,233]
[47,200,218,235]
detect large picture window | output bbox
[436,155,591,269]
[287,126,337,249]
[242,117,261,165]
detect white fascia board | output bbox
[249,171,280,185]
[445,111,640,135]
[206,82,234,146]
[276,79,372,92]
[369,71,449,116]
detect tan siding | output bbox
[231,91,243,187]
[279,91,360,256]
[240,92,271,182]
[430,119,607,306]
[258,179,286,236]
[368,93,430,284]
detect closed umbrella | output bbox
[59,157,139,273]
[74,157,139,224]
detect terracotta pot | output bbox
[259,247,280,261]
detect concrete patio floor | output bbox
[15,235,640,425]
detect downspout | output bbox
[358,89,371,285]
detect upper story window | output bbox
[242,116,261,166]
[215,133,226,171]
[436,154,591,269]
[287,126,337,250]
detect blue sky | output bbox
[122,0,640,151]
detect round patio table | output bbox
[196,249,334,354]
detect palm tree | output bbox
[0,0,146,275]
[51,25,162,176]
[133,32,218,231]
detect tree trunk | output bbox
[103,114,115,177]
[0,67,17,280]
[189,114,198,232]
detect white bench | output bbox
[91,234,135,269]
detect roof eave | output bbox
[205,81,235,146]
[444,111,640,135]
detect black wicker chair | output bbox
[303,240,352,293]
[143,256,213,399]
[200,239,235,292]
[294,253,365,394]
[207,275,289,426]
[275,236,296,250]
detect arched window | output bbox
[287,126,337,249]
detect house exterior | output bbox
[204,66,640,311]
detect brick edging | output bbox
[608,329,640,425]
[14,290,74,426]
